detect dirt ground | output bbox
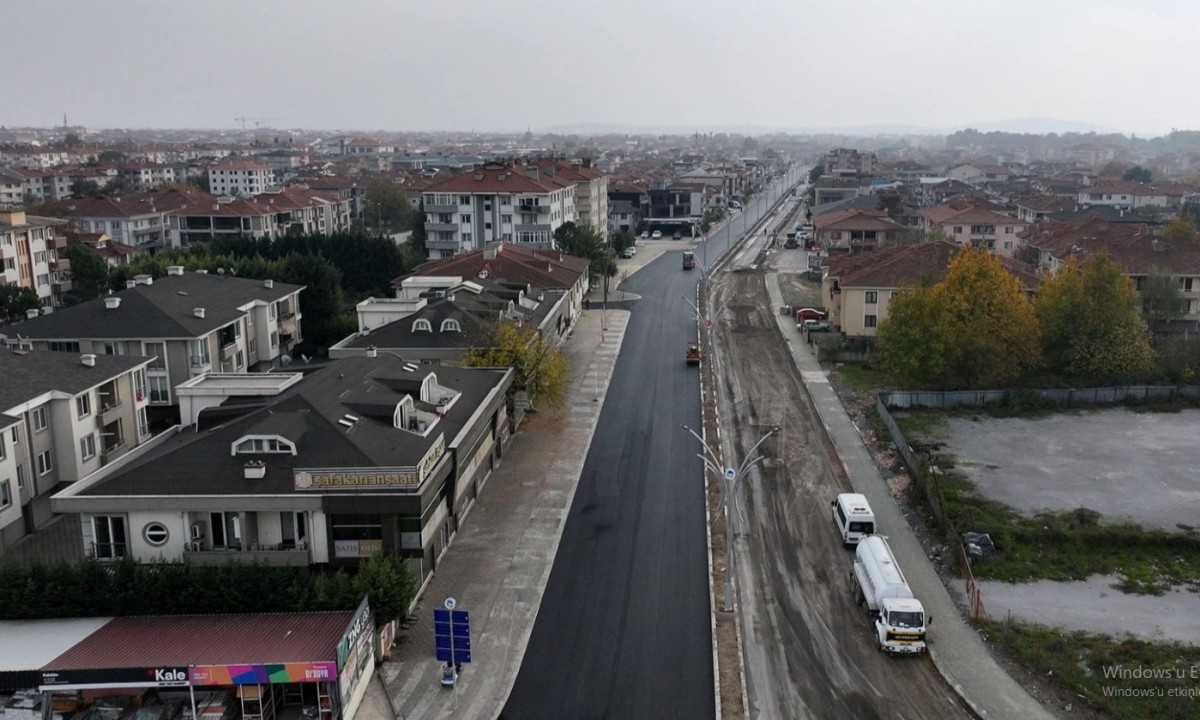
[707,269,974,719]
[773,269,1131,718]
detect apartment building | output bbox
[918,204,1029,258]
[170,187,352,245]
[421,162,577,258]
[36,189,195,256]
[530,160,609,240]
[52,355,512,579]
[206,159,273,197]
[0,350,154,556]
[4,268,305,406]
[0,209,68,309]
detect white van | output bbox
[831,493,875,545]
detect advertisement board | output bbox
[189,662,338,686]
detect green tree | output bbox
[1098,160,1129,177]
[0,285,40,323]
[1033,253,1156,380]
[611,229,636,254]
[72,179,103,196]
[98,150,127,164]
[808,164,824,183]
[352,553,417,625]
[410,202,428,257]
[362,182,414,233]
[1161,216,1200,245]
[460,322,569,411]
[1122,165,1152,183]
[62,244,110,304]
[62,132,82,148]
[280,253,347,350]
[878,248,1042,389]
[1140,269,1187,327]
[552,221,611,283]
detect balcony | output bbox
[426,237,462,251]
[50,258,70,272]
[52,277,73,293]
[220,342,237,361]
[422,202,459,213]
[514,223,551,233]
[89,542,128,561]
[190,354,211,369]
[424,222,458,232]
[517,204,550,215]
[49,235,67,250]
[183,542,311,567]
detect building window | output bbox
[16,465,24,489]
[952,226,963,234]
[49,341,80,353]
[148,376,170,404]
[77,393,91,418]
[37,450,52,475]
[137,407,150,439]
[32,407,47,432]
[233,436,296,455]
[270,331,278,348]
[440,319,461,332]
[142,521,169,547]
[460,214,471,223]
[413,319,432,332]
[92,515,127,559]
[865,291,878,305]
[0,480,10,509]
[1005,226,1014,234]
[865,315,878,328]
[80,434,96,460]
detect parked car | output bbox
[651,230,663,239]
[620,247,636,258]
[802,319,832,332]
[672,231,682,240]
[794,307,827,321]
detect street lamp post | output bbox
[682,424,779,612]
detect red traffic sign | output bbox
[704,318,713,328]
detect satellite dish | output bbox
[216,267,225,275]
[280,354,292,366]
[301,354,311,364]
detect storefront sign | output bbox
[190,662,337,686]
[40,666,190,688]
[295,436,445,491]
[334,539,383,558]
[337,599,375,707]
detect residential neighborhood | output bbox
[5,3,1200,719]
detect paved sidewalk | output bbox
[381,308,630,720]
[764,274,1059,720]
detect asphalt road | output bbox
[500,172,798,719]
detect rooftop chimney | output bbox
[166,265,185,276]
[263,279,274,289]
[193,307,206,319]
[25,308,39,320]
[126,280,136,288]
[365,346,378,358]
[134,274,153,286]
[196,269,208,274]
[243,461,266,480]
[104,296,121,310]
[80,354,97,368]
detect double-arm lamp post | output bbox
[680,425,779,612]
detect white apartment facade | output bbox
[421,163,577,258]
[206,159,273,197]
[0,209,67,309]
[0,351,154,557]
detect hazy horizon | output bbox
[4,0,1198,138]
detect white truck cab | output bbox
[853,535,929,655]
[831,493,875,545]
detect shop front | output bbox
[28,609,368,720]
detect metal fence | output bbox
[881,384,1200,409]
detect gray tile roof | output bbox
[0,350,152,411]
[5,272,304,341]
[80,356,508,497]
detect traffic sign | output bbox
[724,468,737,481]
[704,318,713,329]
[434,608,472,665]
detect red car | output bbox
[794,307,827,322]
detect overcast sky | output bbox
[2,0,1194,136]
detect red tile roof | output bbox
[211,159,272,171]
[826,241,1039,290]
[403,241,589,290]
[43,611,354,669]
[424,164,572,194]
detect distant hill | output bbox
[538,117,1127,138]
